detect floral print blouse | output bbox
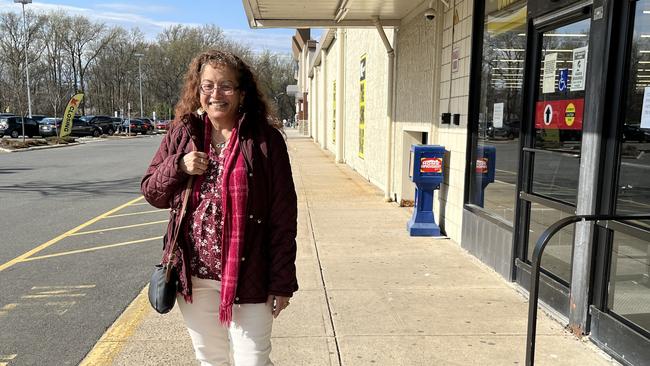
[188,143,229,280]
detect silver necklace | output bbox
[211,134,228,149]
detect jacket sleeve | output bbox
[267,128,299,297]
[141,126,189,209]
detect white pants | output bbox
[177,276,274,366]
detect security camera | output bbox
[424,8,435,21]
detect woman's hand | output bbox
[180,151,209,175]
[267,295,291,318]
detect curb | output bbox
[79,286,151,366]
[0,142,81,153]
[0,134,154,153]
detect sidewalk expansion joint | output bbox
[297,156,343,366]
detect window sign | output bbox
[558,69,569,92]
[543,53,557,94]
[641,87,650,129]
[571,46,588,91]
[493,103,504,128]
[359,54,367,159]
[452,48,461,73]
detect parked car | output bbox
[155,119,170,132]
[122,119,148,134]
[0,116,40,138]
[71,118,103,137]
[111,117,124,131]
[39,117,63,137]
[80,115,116,135]
[488,120,520,139]
[29,114,48,123]
[139,117,154,133]
[622,123,650,142]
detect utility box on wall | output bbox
[407,144,445,236]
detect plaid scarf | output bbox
[192,115,248,326]
[218,123,248,325]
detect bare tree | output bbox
[41,11,73,117]
[0,10,294,122]
[87,27,145,116]
[252,50,296,121]
[63,15,118,114]
[0,10,44,116]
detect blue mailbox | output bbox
[473,145,496,207]
[407,144,445,236]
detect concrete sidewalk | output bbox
[85,129,618,365]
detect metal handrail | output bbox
[525,213,650,366]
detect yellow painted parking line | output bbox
[0,196,145,273]
[79,287,149,366]
[0,304,18,318]
[19,236,163,263]
[104,209,167,218]
[22,294,86,299]
[32,285,95,290]
[130,202,152,206]
[70,220,168,236]
[0,354,17,366]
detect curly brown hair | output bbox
[174,49,280,128]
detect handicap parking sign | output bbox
[558,69,569,92]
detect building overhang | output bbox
[242,0,431,29]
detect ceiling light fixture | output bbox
[334,0,350,23]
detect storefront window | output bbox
[469,0,527,224]
[607,0,650,335]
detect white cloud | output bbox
[224,29,292,54]
[95,3,174,14]
[0,0,292,53]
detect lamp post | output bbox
[134,53,144,118]
[15,0,32,142]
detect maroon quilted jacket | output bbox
[141,112,298,303]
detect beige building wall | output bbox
[304,3,472,244]
[393,6,442,206]
[341,28,393,190]
[436,0,473,242]
[324,44,338,153]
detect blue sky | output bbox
[0,0,296,54]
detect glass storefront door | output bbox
[518,13,592,289]
[515,2,650,356]
[480,0,649,362]
[604,0,650,339]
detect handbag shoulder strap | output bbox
[165,139,196,266]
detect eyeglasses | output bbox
[199,82,238,95]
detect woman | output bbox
[141,49,298,366]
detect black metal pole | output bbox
[525,214,650,365]
[525,216,581,366]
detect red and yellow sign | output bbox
[476,158,488,174]
[420,157,443,174]
[565,102,576,127]
[535,98,583,130]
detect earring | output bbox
[238,104,244,113]
[197,107,205,115]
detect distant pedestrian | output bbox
[141,49,298,366]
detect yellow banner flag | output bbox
[59,93,84,138]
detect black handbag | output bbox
[148,262,179,314]
[148,173,194,314]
